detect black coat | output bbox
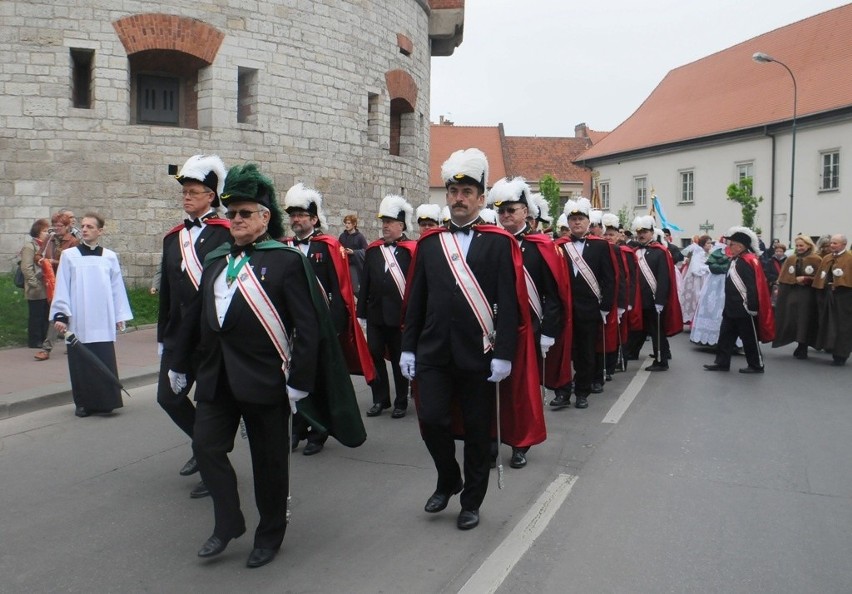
[520,236,563,339]
[157,223,232,348]
[724,257,759,318]
[560,237,615,317]
[402,229,519,371]
[356,240,412,327]
[635,243,671,309]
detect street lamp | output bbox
[753,51,797,244]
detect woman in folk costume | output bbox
[771,235,822,358]
[690,238,736,348]
[812,234,852,366]
[680,235,713,323]
[49,213,133,417]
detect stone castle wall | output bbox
[0,1,432,284]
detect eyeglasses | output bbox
[225,209,261,220]
[497,206,522,215]
[180,189,213,197]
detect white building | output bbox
[577,4,851,246]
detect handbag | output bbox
[13,260,25,288]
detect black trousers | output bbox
[716,313,762,369]
[417,363,494,511]
[626,308,670,362]
[27,299,49,348]
[193,378,289,549]
[157,348,197,438]
[367,322,408,408]
[565,314,599,397]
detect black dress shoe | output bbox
[179,456,199,476]
[366,403,389,417]
[703,364,730,371]
[302,442,324,456]
[793,345,808,359]
[246,547,278,568]
[197,527,245,558]
[510,449,527,468]
[605,373,613,381]
[457,509,480,530]
[74,406,90,417]
[831,357,847,366]
[391,407,407,419]
[549,392,571,409]
[575,395,588,409]
[424,480,463,513]
[739,366,764,374]
[590,382,604,394]
[645,362,669,371]
[190,481,211,499]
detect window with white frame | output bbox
[680,170,694,203]
[634,176,647,207]
[736,162,754,192]
[600,181,610,210]
[820,150,840,191]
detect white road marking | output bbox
[601,369,650,424]
[457,473,578,594]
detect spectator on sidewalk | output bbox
[21,218,51,348]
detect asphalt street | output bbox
[1,335,850,593]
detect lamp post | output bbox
[753,51,797,244]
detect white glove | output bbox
[400,351,416,380]
[628,305,633,311]
[157,342,164,356]
[654,304,664,314]
[600,310,609,322]
[487,358,512,383]
[168,370,187,394]
[540,335,555,358]
[287,386,309,414]
[357,318,367,332]
[617,308,625,322]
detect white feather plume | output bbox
[631,215,655,232]
[531,193,551,224]
[441,148,489,190]
[557,213,569,229]
[725,226,760,252]
[563,197,591,217]
[177,154,227,196]
[601,213,620,229]
[479,207,498,225]
[283,182,327,230]
[416,203,442,224]
[378,194,413,230]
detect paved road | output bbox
[1,336,850,593]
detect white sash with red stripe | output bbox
[563,241,602,302]
[438,232,495,353]
[380,245,406,300]
[523,267,543,321]
[728,259,749,308]
[234,260,292,375]
[636,248,658,298]
[178,228,203,290]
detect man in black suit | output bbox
[401,148,519,531]
[170,164,321,569]
[157,155,231,499]
[357,195,416,419]
[551,198,615,409]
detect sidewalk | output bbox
[0,325,160,420]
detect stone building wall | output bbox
[0,0,434,284]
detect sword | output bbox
[616,316,626,372]
[656,307,662,364]
[496,383,504,490]
[286,412,293,524]
[749,313,764,368]
[540,349,547,404]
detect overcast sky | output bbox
[430,0,849,136]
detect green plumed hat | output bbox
[220,163,284,239]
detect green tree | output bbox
[538,173,561,221]
[617,203,631,229]
[726,177,763,229]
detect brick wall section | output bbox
[430,0,464,9]
[385,69,418,110]
[112,14,224,64]
[396,33,413,55]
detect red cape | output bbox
[405,225,547,448]
[165,216,230,237]
[645,243,683,337]
[741,253,776,343]
[522,234,574,388]
[282,234,377,384]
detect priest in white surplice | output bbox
[50,213,133,417]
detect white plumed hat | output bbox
[563,197,591,218]
[441,148,489,192]
[378,194,413,230]
[601,213,620,230]
[479,207,498,225]
[283,182,327,230]
[531,193,552,224]
[724,226,760,253]
[415,203,442,224]
[631,215,655,232]
[176,154,228,206]
[589,209,603,226]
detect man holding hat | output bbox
[551,197,616,409]
[281,183,375,455]
[401,149,545,530]
[416,204,442,234]
[169,163,366,568]
[157,154,231,498]
[357,195,417,418]
[704,226,774,373]
[625,216,682,371]
[490,177,571,469]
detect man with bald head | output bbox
[812,234,852,366]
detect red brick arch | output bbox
[112,14,224,65]
[385,69,418,111]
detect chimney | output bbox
[574,122,589,139]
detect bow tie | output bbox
[450,224,472,235]
[295,237,312,246]
[184,218,201,230]
[230,243,255,257]
[384,241,398,247]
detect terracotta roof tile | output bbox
[503,136,592,183]
[429,124,507,187]
[581,4,852,161]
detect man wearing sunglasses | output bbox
[157,154,231,500]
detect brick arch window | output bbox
[385,69,418,157]
[113,14,224,128]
